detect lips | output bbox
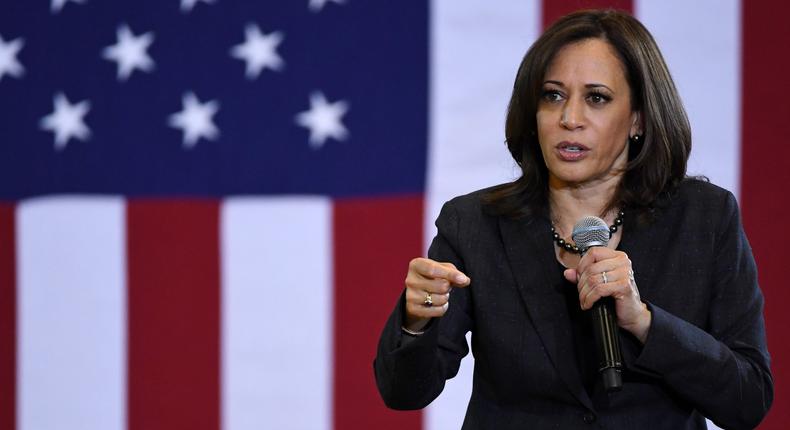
[555,141,589,161]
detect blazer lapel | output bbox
[498,214,594,411]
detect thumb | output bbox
[563,268,578,283]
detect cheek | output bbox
[535,111,555,144]
[594,113,632,150]
[597,136,629,167]
[535,110,549,132]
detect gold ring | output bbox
[423,292,433,307]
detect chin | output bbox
[553,169,623,188]
[549,168,591,185]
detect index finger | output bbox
[411,258,470,286]
[576,246,615,275]
[437,262,471,287]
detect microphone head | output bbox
[572,216,610,254]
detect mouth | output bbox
[555,141,590,161]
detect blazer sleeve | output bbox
[373,199,474,410]
[632,191,773,430]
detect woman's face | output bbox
[536,38,640,187]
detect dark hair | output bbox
[483,9,691,221]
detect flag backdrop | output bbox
[0,1,787,429]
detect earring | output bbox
[630,134,642,142]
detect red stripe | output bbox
[333,195,424,429]
[0,204,15,430]
[542,0,633,29]
[127,200,221,430]
[741,2,790,428]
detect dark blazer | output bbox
[374,179,772,429]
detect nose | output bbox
[560,99,584,130]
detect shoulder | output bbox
[674,177,734,203]
[434,184,513,231]
[440,184,509,219]
[653,177,739,232]
[668,177,737,214]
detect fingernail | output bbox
[455,274,468,284]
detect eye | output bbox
[541,89,564,103]
[587,91,611,105]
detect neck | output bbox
[548,174,622,238]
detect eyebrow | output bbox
[543,80,615,92]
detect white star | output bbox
[180,0,215,13]
[295,92,349,149]
[51,0,86,14]
[39,93,91,151]
[308,0,345,12]
[0,35,25,82]
[168,92,220,148]
[102,24,155,81]
[230,24,284,80]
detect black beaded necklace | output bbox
[550,210,625,254]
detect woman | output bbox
[374,9,772,430]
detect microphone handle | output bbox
[591,297,623,392]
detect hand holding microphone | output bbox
[563,216,652,392]
[567,247,650,339]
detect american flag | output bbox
[0,1,787,429]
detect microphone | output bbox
[572,216,623,392]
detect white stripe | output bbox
[17,196,126,430]
[221,197,332,430]
[426,1,540,429]
[426,0,540,244]
[636,0,741,198]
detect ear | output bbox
[630,111,643,137]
